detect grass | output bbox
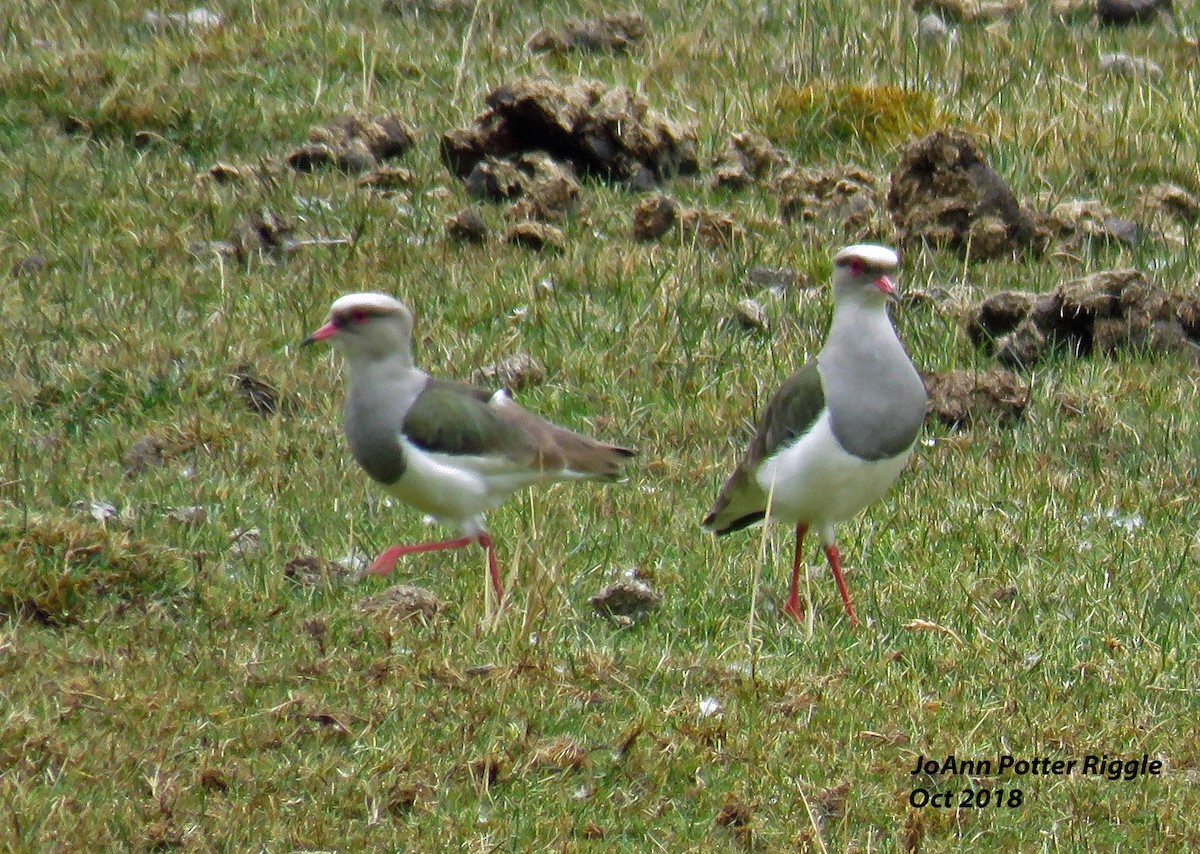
[3,0,1200,849]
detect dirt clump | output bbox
[356,584,447,621]
[440,78,698,187]
[445,207,490,243]
[712,131,789,189]
[887,128,1045,260]
[526,12,648,54]
[505,221,565,253]
[631,194,678,240]
[284,555,359,586]
[923,369,1030,427]
[779,165,884,237]
[965,269,1199,365]
[287,113,415,174]
[1041,199,1138,247]
[474,352,545,391]
[590,579,662,624]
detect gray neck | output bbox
[343,356,427,484]
[819,299,926,461]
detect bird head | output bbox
[831,244,900,305]
[302,292,415,364]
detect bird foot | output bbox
[782,597,806,622]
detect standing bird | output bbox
[702,245,927,626]
[303,293,635,603]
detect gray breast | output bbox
[344,386,407,485]
[821,337,927,462]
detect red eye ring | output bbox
[350,309,369,324]
[849,258,864,276]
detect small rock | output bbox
[733,298,769,332]
[228,527,261,558]
[73,500,120,524]
[631,194,678,240]
[1099,52,1163,78]
[504,222,565,253]
[918,13,952,42]
[445,208,489,243]
[745,267,809,293]
[356,584,447,621]
[165,505,207,527]
[143,6,223,32]
[589,579,662,622]
[475,352,546,390]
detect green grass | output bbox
[3,0,1200,849]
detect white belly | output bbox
[756,411,912,533]
[381,437,566,532]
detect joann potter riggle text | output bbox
[910,754,1163,781]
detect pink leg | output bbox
[782,523,809,621]
[477,533,504,603]
[824,544,859,627]
[367,535,477,576]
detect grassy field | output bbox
[3,0,1200,849]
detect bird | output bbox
[702,244,927,627]
[302,292,635,605]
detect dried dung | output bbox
[1042,199,1138,247]
[778,165,883,234]
[288,113,415,174]
[1097,0,1173,25]
[231,364,288,416]
[474,352,546,390]
[355,584,447,621]
[631,194,678,240]
[678,208,745,248]
[712,131,789,189]
[123,435,166,476]
[527,12,648,54]
[358,165,415,192]
[966,268,1199,364]
[439,78,698,185]
[445,207,489,243]
[230,207,294,261]
[589,579,662,622]
[504,222,565,253]
[887,128,1044,260]
[923,369,1030,426]
[284,555,358,586]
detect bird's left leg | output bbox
[782,523,809,621]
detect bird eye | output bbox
[849,258,864,276]
[350,309,369,324]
